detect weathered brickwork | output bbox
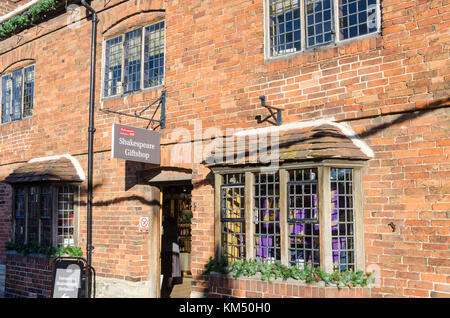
[0,0,448,298]
[5,252,53,298]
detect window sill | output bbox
[0,115,33,127]
[265,32,381,63]
[207,271,373,298]
[208,271,373,289]
[101,84,164,103]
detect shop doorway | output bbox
[160,184,193,298]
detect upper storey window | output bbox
[267,0,380,58]
[103,20,165,98]
[1,65,35,124]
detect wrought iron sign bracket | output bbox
[101,90,166,129]
[258,95,282,126]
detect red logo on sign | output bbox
[120,127,135,136]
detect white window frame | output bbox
[264,0,382,60]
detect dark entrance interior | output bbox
[160,184,193,298]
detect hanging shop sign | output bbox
[52,257,87,298]
[112,123,160,164]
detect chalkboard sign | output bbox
[52,257,87,298]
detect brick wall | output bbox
[0,0,19,17]
[5,252,54,298]
[0,0,448,298]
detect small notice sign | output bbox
[52,258,86,298]
[111,123,160,164]
[139,216,150,233]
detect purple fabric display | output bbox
[332,237,347,264]
[255,236,273,258]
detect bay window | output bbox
[13,184,78,248]
[215,162,364,273]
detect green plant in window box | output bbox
[204,257,374,288]
[6,242,83,258]
[0,0,59,40]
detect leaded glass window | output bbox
[1,74,12,123]
[124,28,142,93]
[305,0,334,48]
[14,187,26,245]
[58,185,76,247]
[40,186,53,247]
[11,69,22,121]
[254,172,281,262]
[103,20,165,98]
[0,65,34,123]
[215,164,362,273]
[267,0,380,57]
[288,168,320,268]
[331,168,355,271]
[144,21,165,88]
[12,184,78,248]
[104,36,123,97]
[339,0,378,40]
[269,0,302,56]
[221,173,246,263]
[23,65,35,118]
[27,186,40,244]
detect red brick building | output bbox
[0,0,449,298]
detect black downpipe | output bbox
[80,0,97,298]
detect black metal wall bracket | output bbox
[101,90,166,129]
[258,95,283,126]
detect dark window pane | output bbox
[2,74,12,123]
[221,174,246,263]
[288,169,320,268]
[331,168,355,272]
[104,36,123,97]
[305,0,334,48]
[254,172,280,261]
[23,65,34,118]
[124,28,142,93]
[339,0,378,40]
[269,0,302,56]
[144,21,165,88]
[11,69,22,121]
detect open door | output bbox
[160,184,193,298]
